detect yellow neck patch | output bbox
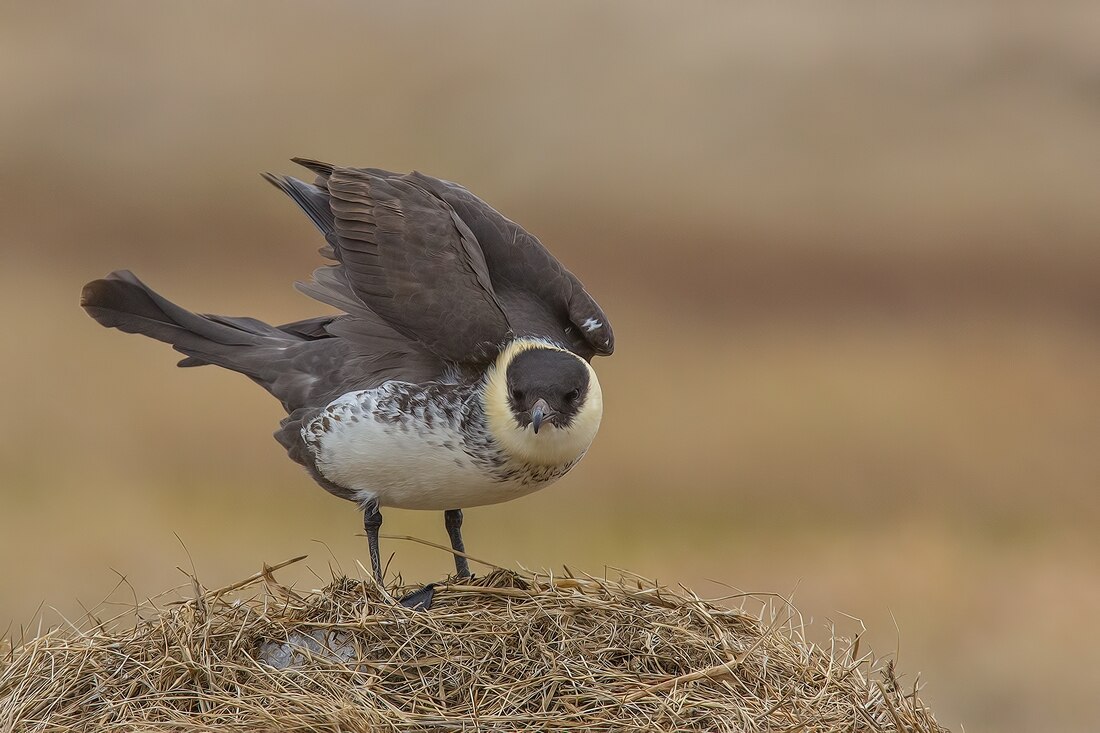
[483,339,604,467]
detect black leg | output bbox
[363,503,383,583]
[363,502,435,610]
[444,509,471,578]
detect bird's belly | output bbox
[303,391,556,511]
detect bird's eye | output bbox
[565,389,580,402]
[511,389,525,402]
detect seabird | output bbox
[81,158,614,598]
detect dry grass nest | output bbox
[1,552,948,732]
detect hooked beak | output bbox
[530,398,551,434]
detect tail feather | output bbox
[176,314,334,367]
[81,270,288,380]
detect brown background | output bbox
[2,3,1099,731]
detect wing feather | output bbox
[321,168,511,363]
[267,168,511,364]
[407,172,614,358]
[269,159,613,365]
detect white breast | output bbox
[302,388,557,511]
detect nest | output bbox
[0,555,947,732]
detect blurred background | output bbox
[2,2,1099,730]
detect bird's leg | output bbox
[363,503,384,584]
[444,509,472,578]
[364,501,435,610]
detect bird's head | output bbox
[484,339,604,467]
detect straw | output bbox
[0,556,948,732]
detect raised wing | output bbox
[404,173,614,360]
[266,166,511,364]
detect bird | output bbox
[81,158,614,601]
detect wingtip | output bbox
[260,171,285,188]
[291,157,336,178]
